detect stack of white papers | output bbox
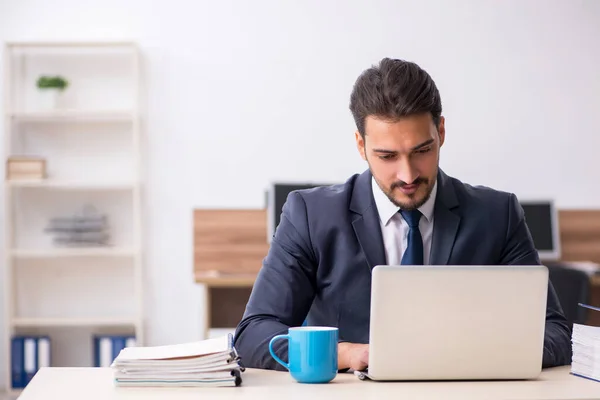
[571,305,600,382]
[111,335,243,387]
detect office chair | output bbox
[547,264,591,328]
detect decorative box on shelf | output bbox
[6,156,47,181]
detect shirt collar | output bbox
[372,176,438,226]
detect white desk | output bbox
[17,366,599,400]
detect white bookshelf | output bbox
[2,41,144,392]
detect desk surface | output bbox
[18,366,599,400]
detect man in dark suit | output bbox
[233,58,572,371]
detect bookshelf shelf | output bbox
[11,247,137,259]
[7,180,136,190]
[7,41,136,48]
[3,41,144,392]
[8,110,134,123]
[12,318,137,328]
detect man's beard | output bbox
[372,170,436,211]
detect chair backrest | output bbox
[547,264,591,328]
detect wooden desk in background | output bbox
[193,209,600,337]
[193,209,266,338]
[18,366,600,400]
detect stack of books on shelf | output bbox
[45,205,110,247]
[571,303,600,382]
[111,335,243,387]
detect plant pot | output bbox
[37,89,64,111]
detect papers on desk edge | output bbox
[110,334,244,387]
[571,304,600,383]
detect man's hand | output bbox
[338,342,369,371]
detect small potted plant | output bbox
[36,75,69,110]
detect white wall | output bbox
[0,0,599,388]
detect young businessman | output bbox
[233,58,572,371]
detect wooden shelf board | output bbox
[12,317,137,327]
[195,272,256,287]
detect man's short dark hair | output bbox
[349,58,442,138]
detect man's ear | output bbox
[437,116,446,147]
[355,131,367,161]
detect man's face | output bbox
[355,113,445,210]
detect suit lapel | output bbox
[349,168,461,268]
[350,170,387,271]
[430,169,461,265]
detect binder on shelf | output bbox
[24,337,36,384]
[93,335,136,368]
[11,337,24,388]
[11,335,51,389]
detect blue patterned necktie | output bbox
[399,209,424,265]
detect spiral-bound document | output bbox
[111,334,243,387]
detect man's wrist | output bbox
[337,342,350,370]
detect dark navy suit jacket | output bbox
[234,169,572,370]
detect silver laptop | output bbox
[366,265,548,381]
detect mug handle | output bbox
[269,334,290,370]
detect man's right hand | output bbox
[338,342,369,371]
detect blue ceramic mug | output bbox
[269,326,338,383]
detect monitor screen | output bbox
[266,182,333,242]
[520,201,560,260]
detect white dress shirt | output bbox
[371,177,438,265]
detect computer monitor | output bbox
[266,182,333,243]
[520,200,561,261]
